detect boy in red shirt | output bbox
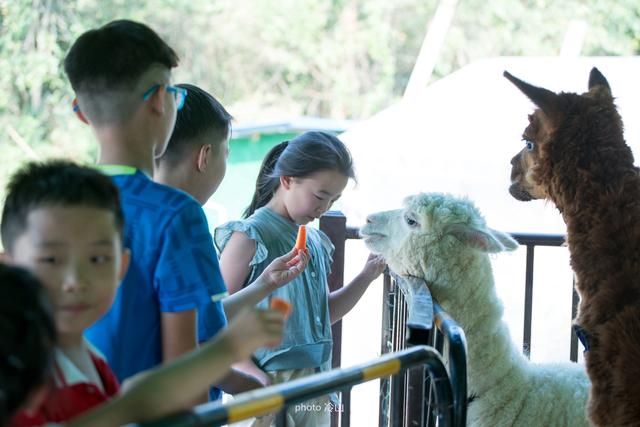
[1,162,129,425]
[1,161,299,425]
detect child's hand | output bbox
[359,253,386,283]
[259,248,310,291]
[227,308,286,360]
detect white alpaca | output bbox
[360,192,590,427]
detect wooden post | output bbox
[319,211,348,427]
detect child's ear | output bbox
[281,176,292,189]
[119,249,131,281]
[196,144,211,172]
[148,85,167,115]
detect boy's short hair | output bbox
[161,84,233,166]
[65,19,178,93]
[0,263,56,426]
[1,160,125,253]
[63,19,179,125]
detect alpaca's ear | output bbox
[587,67,612,97]
[448,224,513,253]
[487,228,519,252]
[503,71,560,117]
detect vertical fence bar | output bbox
[523,244,535,358]
[379,273,393,427]
[319,211,347,427]
[391,373,405,427]
[275,409,287,426]
[425,327,438,427]
[406,366,425,427]
[341,387,351,427]
[391,284,406,427]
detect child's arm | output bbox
[219,231,256,295]
[230,360,272,387]
[220,232,309,321]
[217,366,266,394]
[328,253,386,324]
[160,310,206,404]
[154,202,228,405]
[65,308,287,427]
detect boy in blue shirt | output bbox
[63,20,307,402]
[156,84,272,393]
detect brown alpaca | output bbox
[505,68,640,426]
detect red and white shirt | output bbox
[10,341,120,426]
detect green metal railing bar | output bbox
[135,346,454,427]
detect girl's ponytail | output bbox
[243,140,289,218]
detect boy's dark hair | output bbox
[0,263,56,426]
[160,84,233,166]
[244,131,355,218]
[64,19,179,93]
[1,160,125,253]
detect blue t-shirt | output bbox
[86,166,228,400]
[215,207,334,372]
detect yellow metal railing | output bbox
[136,346,454,427]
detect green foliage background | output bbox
[0,0,639,199]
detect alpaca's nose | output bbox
[510,154,519,166]
[366,215,374,224]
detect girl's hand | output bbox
[359,253,386,283]
[259,248,310,291]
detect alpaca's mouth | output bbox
[359,231,387,251]
[359,230,386,241]
[508,183,533,201]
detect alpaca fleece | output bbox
[506,68,640,426]
[360,193,590,426]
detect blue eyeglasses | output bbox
[142,84,188,111]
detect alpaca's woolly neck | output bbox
[542,110,640,326]
[423,249,528,400]
[556,173,640,302]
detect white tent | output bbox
[336,58,640,400]
[339,56,640,234]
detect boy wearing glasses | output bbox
[65,21,310,405]
[63,20,226,404]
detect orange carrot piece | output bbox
[270,297,293,318]
[295,225,307,251]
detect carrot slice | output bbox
[295,225,307,251]
[270,297,293,318]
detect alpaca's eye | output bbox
[404,214,418,228]
[525,140,535,151]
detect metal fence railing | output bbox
[320,213,467,427]
[509,233,579,362]
[378,281,467,427]
[319,212,577,426]
[136,346,454,427]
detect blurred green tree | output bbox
[0,0,638,202]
